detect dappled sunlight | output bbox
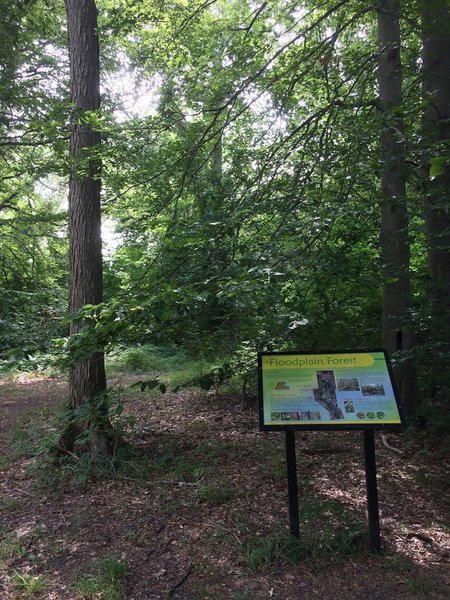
[0,378,449,598]
[1,0,449,597]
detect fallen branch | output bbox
[160,480,198,487]
[166,565,192,597]
[52,445,80,461]
[381,433,403,455]
[407,532,433,544]
[206,520,243,546]
[161,537,174,554]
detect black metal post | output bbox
[363,430,382,554]
[285,430,300,538]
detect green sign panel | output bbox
[258,350,405,431]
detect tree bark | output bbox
[63,0,109,454]
[377,0,417,411]
[422,0,450,401]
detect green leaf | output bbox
[2,347,21,358]
[132,379,160,392]
[430,156,448,179]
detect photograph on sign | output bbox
[259,351,405,430]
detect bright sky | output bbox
[101,52,161,123]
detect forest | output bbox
[0,1,449,599]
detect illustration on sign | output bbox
[259,351,405,430]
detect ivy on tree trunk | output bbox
[62,0,110,455]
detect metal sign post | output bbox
[285,430,300,538]
[363,430,382,554]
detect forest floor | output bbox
[0,374,449,600]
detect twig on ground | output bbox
[381,433,403,455]
[160,480,198,486]
[166,565,192,597]
[53,445,80,461]
[206,520,243,546]
[161,537,174,554]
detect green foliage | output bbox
[2,497,18,512]
[170,459,207,483]
[72,556,129,600]
[6,416,58,465]
[0,189,68,372]
[255,438,285,480]
[108,343,204,378]
[406,402,450,457]
[0,0,446,421]
[10,570,48,597]
[406,575,448,596]
[196,484,238,505]
[244,499,366,572]
[52,387,140,482]
[0,534,23,562]
[429,156,449,179]
[230,592,252,600]
[412,470,450,492]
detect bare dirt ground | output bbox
[0,375,449,599]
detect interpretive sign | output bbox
[259,350,405,553]
[258,350,405,431]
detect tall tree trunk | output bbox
[63,0,109,454]
[378,0,417,411]
[422,0,450,401]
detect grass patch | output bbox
[0,534,23,562]
[72,556,129,600]
[10,425,36,457]
[230,592,252,600]
[197,440,247,462]
[255,437,285,480]
[195,585,216,600]
[244,498,366,572]
[0,525,48,572]
[407,575,448,596]
[244,535,291,572]
[412,470,450,492]
[207,525,242,549]
[150,434,213,483]
[106,343,212,385]
[5,411,60,469]
[230,590,252,600]
[27,428,212,491]
[171,459,209,482]
[196,483,238,505]
[11,569,48,597]
[2,496,19,511]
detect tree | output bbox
[421,0,450,401]
[103,0,387,355]
[62,0,109,455]
[377,0,416,410]
[0,1,69,364]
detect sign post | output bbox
[363,430,381,554]
[258,349,405,554]
[285,430,300,538]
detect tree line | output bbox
[0,0,448,455]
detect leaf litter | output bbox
[0,376,449,599]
